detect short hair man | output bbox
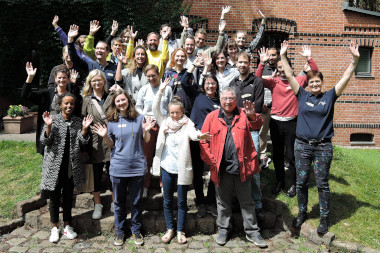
[200,87,266,248]
[158,23,179,58]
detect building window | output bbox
[356,47,372,77]
[350,133,375,145]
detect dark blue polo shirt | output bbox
[296,86,338,140]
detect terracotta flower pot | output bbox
[3,114,34,134]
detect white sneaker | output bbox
[63,225,77,239]
[92,204,103,219]
[143,187,148,198]
[110,202,115,213]
[49,227,60,243]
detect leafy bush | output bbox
[7,105,30,117]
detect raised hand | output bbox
[68,25,79,42]
[303,62,311,72]
[130,26,138,40]
[136,39,144,47]
[219,19,226,33]
[159,77,171,92]
[162,27,171,40]
[142,116,156,132]
[89,20,101,36]
[109,84,123,92]
[42,111,53,126]
[82,115,93,129]
[180,16,189,29]
[259,10,267,25]
[242,100,256,119]
[349,41,360,60]
[52,15,59,28]
[271,69,279,78]
[92,123,108,138]
[117,52,128,64]
[111,20,118,36]
[69,69,79,83]
[193,55,204,67]
[299,45,312,59]
[204,57,212,67]
[259,47,269,63]
[222,6,231,15]
[280,40,289,56]
[198,132,212,141]
[25,62,37,77]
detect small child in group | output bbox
[40,93,93,243]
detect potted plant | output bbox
[3,105,34,134]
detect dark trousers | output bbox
[111,175,144,235]
[295,139,332,218]
[49,169,74,224]
[93,162,104,192]
[190,141,216,206]
[269,118,297,187]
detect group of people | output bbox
[21,6,360,248]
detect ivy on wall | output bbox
[0,0,192,103]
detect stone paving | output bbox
[1,226,335,253]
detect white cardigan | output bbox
[152,91,200,185]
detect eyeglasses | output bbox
[146,75,158,79]
[205,82,217,86]
[221,97,235,101]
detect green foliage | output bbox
[7,104,30,117]
[0,0,191,104]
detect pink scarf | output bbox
[163,115,189,134]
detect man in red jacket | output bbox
[200,87,267,248]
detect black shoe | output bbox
[255,208,265,222]
[286,185,296,198]
[292,212,307,228]
[114,233,124,246]
[317,217,329,234]
[272,182,284,195]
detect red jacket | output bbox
[200,108,263,186]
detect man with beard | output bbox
[67,24,123,89]
[158,24,179,59]
[146,30,171,79]
[183,37,196,69]
[229,51,265,223]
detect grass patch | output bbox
[262,146,380,249]
[0,141,42,220]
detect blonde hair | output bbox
[82,70,109,97]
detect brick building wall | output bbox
[187,0,380,146]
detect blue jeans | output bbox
[250,130,262,209]
[162,169,188,232]
[111,175,144,235]
[294,139,333,218]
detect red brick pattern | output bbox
[187,0,380,146]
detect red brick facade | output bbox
[187,0,380,146]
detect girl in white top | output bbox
[152,78,210,244]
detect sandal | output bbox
[177,231,187,244]
[161,229,175,243]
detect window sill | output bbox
[350,141,376,146]
[355,75,375,79]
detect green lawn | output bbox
[0,140,379,249]
[0,141,42,220]
[261,146,380,249]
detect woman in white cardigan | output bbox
[152,78,210,244]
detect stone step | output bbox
[25,205,278,235]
